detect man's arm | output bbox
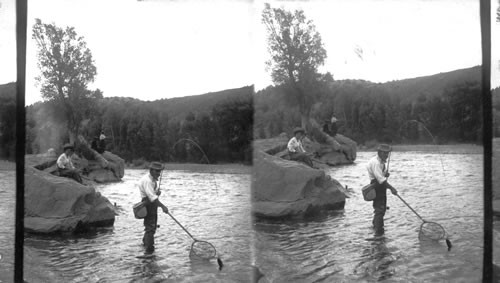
[144,181,168,213]
[153,198,169,214]
[287,138,297,153]
[385,181,398,195]
[371,160,387,184]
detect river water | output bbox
[254,151,484,282]
[24,168,252,282]
[0,170,15,283]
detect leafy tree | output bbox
[443,81,482,141]
[32,19,99,143]
[497,0,500,22]
[262,4,327,128]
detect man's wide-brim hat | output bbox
[293,127,305,135]
[149,161,164,171]
[63,143,74,151]
[377,144,392,152]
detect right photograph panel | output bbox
[252,0,484,281]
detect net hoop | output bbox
[190,240,217,259]
[418,221,446,241]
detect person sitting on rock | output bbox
[91,135,105,154]
[57,144,83,184]
[323,118,337,137]
[99,132,107,153]
[323,116,354,161]
[287,127,315,168]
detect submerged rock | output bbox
[252,150,346,218]
[24,166,115,234]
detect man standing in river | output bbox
[137,161,169,254]
[366,144,398,236]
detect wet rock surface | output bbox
[24,157,116,234]
[252,150,346,218]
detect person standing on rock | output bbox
[56,144,83,184]
[137,161,169,254]
[287,127,315,168]
[366,144,398,236]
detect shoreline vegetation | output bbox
[125,162,251,174]
[359,143,483,154]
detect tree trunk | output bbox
[301,114,309,130]
[77,135,109,168]
[68,131,76,145]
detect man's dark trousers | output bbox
[142,198,158,253]
[371,179,387,235]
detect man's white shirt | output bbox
[57,153,75,170]
[287,137,306,153]
[366,155,387,184]
[137,172,159,202]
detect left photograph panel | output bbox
[0,0,17,281]
[23,0,254,281]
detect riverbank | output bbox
[126,162,251,174]
[359,143,483,154]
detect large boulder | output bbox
[252,150,347,218]
[256,126,356,168]
[24,166,115,233]
[25,148,125,184]
[86,151,125,183]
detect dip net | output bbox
[190,240,217,259]
[419,221,446,241]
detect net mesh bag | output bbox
[190,240,217,259]
[418,221,446,241]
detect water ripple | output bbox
[254,152,483,282]
[25,168,252,282]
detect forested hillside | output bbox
[255,66,484,144]
[26,86,253,164]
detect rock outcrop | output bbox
[25,147,125,184]
[252,150,347,218]
[24,166,115,233]
[86,151,125,183]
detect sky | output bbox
[0,0,487,104]
[22,0,255,105]
[254,0,482,90]
[0,0,16,85]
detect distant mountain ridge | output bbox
[378,66,481,101]
[101,85,253,120]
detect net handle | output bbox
[167,212,196,241]
[395,194,425,222]
[385,155,425,223]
